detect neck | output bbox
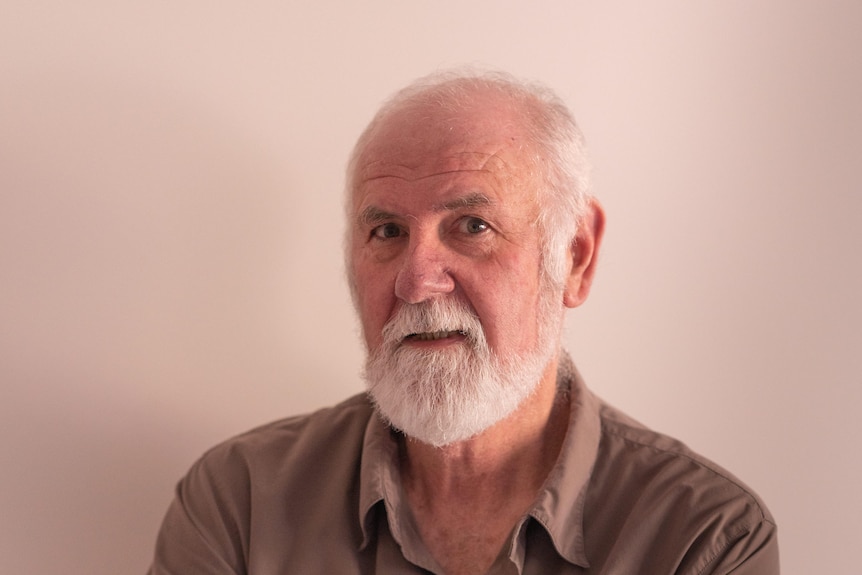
[401,354,570,502]
[397,356,570,575]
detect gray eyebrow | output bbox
[357,192,494,227]
[434,192,494,212]
[357,206,397,227]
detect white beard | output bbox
[363,297,559,447]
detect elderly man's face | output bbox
[351,109,550,354]
[348,97,565,444]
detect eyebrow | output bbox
[434,192,494,212]
[357,192,494,227]
[358,206,397,227]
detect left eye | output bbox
[458,217,489,234]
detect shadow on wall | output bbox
[0,68,343,574]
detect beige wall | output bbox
[1,2,859,573]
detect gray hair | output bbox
[346,69,593,288]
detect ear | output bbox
[563,198,606,308]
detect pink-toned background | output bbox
[1,2,859,573]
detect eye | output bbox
[458,217,490,234]
[371,222,404,240]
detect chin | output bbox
[365,345,548,447]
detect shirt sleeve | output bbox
[698,517,780,575]
[148,450,250,575]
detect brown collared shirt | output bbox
[149,359,779,574]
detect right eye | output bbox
[371,223,404,240]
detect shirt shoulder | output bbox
[204,392,374,461]
[151,394,377,575]
[596,400,772,517]
[188,392,376,503]
[585,400,778,574]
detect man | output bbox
[149,71,779,574]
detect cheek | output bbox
[468,263,543,349]
[352,259,396,348]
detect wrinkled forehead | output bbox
[352,98,537,195]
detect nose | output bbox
[394,233,455,304]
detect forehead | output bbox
[353,97,538,206]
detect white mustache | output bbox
[381,299,485,348]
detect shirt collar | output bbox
[357,405,442,570]
[526,353,601,567]
[357,405,396,550]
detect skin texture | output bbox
[348,89,605,575]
